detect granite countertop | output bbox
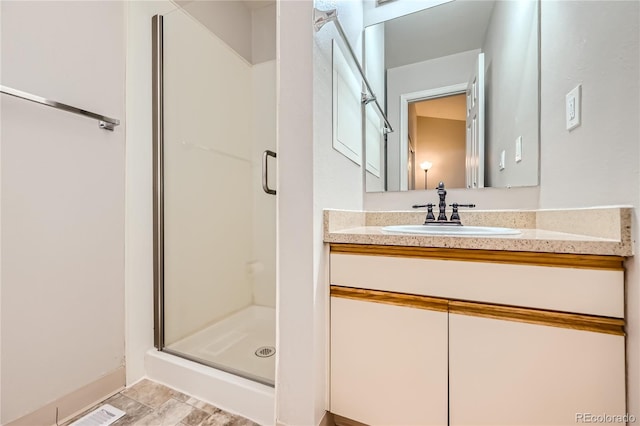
[324,207,633,257]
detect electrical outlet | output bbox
[515,136,522,163]
[566,84,582,131]
[499,150,505,171]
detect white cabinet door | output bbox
[449,313,626,426]
[330,296,448,426]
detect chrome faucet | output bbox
[412,181,476,225]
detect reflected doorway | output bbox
[408,93,466,190]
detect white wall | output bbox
[313,0,366,421]
[363,0,451,27]
[176,1,276,65]
[364,185,541,211]
[483,0,538,188]
[276,1,315,424]
[276,0,365,424]
[386,49,480,191]
[1,1,125,423]
[364,23,385,192]
[538,0,639,418]
[176,0,253,63]
[252,4,277,65]
[125,0,177,387]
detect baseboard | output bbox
[275,411,336,426]
[145,350,275,425]
[5,367,125,426]
[332,413,368,426]
[319,411,336,426]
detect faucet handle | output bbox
[449,203,476,222]
[413,203,436,223]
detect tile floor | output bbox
[64,379,259,426]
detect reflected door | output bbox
[465,52,485,189]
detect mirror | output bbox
[364,0,540,192]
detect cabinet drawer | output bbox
[330,253,624,318]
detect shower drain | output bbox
[255,346,276,358]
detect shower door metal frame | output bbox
[152,14,165,350]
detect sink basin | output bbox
[382,224,521,236]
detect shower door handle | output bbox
[262,150,277,195]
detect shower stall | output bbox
[151,4,277,389]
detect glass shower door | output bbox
[152,6,276,386]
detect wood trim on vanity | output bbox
[449,300,625,336]
[329,243,625,271]
[331,286,448,312]
[330,286,625,336]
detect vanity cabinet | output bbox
[331,291,448,426]
[329,244,626,426]
[449,311,626,426]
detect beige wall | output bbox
[415,117,466,190]
[0,1,125,423]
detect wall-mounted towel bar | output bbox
[0,85,120,131]
[313,8,393,133]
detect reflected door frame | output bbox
[398,83,467,190]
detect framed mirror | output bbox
[364,0,540,192]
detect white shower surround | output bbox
[125,1,276,424]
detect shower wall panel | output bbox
[251,60,276,309]
[163,9,254,345]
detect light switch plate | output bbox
[566,84,581,131]
[515,136,522,163]
[499,150,505,171]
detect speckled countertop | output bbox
[324,207,633,256]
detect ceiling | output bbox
[178,0,275,11]
[243,0,276,10]
[383,0,496,69]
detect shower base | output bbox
[145,349,274,425]
[166,305,276,385]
